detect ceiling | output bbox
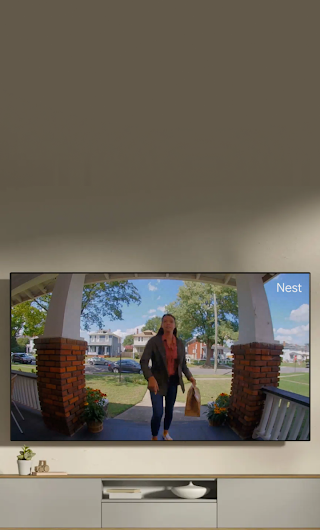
[11,273,279,306]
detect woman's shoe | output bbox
[163,432,173,440]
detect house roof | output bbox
[134,330,156,337]
[89,330,121,339]
[10,273,279,306]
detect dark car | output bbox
[11,353,34,364]
[87,356,114,367]
[109,359,143,374]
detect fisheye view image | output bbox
[10,272,310,442]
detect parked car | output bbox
[109,359,143,374]
[11,353,34,364]
[87,356,114,367]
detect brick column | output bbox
[227,342,283,440]
[34,337,87,436]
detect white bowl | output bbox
[171,481,208,499]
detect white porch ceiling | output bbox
[10,272,279,306]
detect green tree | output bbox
[11,301,46,339]
[11,280,142,342]
[166,282,239,371]
[123,334,134,346]
[141,316,162,333]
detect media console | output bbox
[0,475,319,528]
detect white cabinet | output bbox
[102,501,216,528]
[101,479,217,528]
[217,478,320,528]
[0,478,102,528]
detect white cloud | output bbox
[80,329,90,342]
[157,306,166,312]
[275,335,293,343]
[157,296,161,300]
[148,282,158,292]
[289,304,309,322]
[113,324,145,340]
[276,324,309,336]
[142,314,147,318]
[148,309,156,314]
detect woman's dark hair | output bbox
[156,313,178,336]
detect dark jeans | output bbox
[150,375,178,436]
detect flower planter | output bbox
[87,420,103,433]
[17,459,33,475]
[209,419,226,427]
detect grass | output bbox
[278,373,309,397]
[85,373,147,417]
[176,377,232,405]
[11,363,36,373]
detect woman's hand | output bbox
[189,377,197,386]
[148,375,159,394]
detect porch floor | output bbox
[11,404,245,441]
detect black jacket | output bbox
[140,335,193,396]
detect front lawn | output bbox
[85,373,147,417]
[11,364,36,373]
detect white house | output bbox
[26,337,37,353]
[88,329,121,357]
[26,335,87,354]
[133,329,156,356]
[281,347,309,363]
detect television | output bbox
[10,272,310,442]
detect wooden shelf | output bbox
[1,474,320,478]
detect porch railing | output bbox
[252,385,309,441]
[11,370,41,411]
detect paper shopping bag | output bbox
[184,384,201,417]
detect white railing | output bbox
[11,371,41,411]
[252,386,309,441]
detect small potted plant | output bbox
[205,393,230,427]
[82,388,108,433]
[17,445,36,475]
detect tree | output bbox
[141,316,162,333]
[166,282,239,371]
[11,280,142,342]
[123,334,134,346]
[11,301,46,338]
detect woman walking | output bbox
[140,313,196,440]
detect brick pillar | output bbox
[227,342,283,440]
[34,337,87,436]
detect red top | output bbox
[162,334,178,376]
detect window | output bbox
[100,335,105,342]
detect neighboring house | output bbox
[87,329,121,357]
[281,347,309,363]
[122,344,134,358]
[27,336,87,354]
[133,329,156,356]
[186,338,225,360]
[26,337,37,353]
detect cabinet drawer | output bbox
[0,478,101,528]
[102,501,217,528]
[217,478,320,528]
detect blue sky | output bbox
[80,274,310,346]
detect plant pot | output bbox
[209,419,224,427]
[17,459,33,475]
[87,420,103,433]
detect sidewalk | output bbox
[113,389,209,423]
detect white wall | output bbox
[0,1,319,475]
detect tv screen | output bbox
[10,272,310,442]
